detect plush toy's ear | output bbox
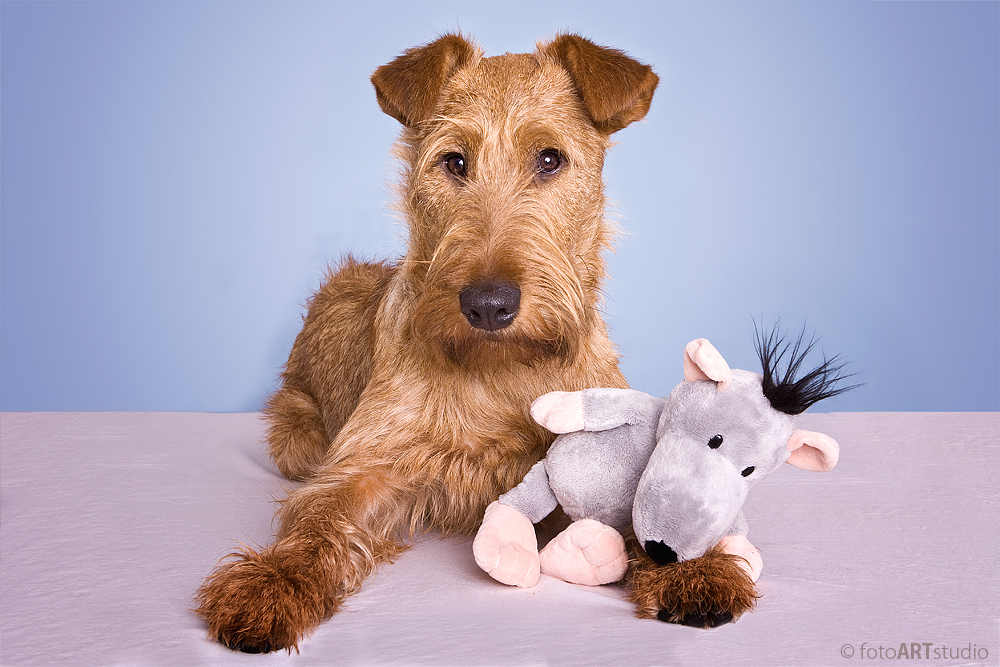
[371,33,481,127]
[538,34,659,134]
[786,430,840,472]
[683,338,733,391]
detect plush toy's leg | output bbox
[718,534,762,583]
[473,501,540,588]
[538,519,628,586]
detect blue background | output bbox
[2,1,997,412]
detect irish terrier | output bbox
[196,33,751,653]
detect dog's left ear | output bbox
[540,34,659,134]
[371,33,481,127]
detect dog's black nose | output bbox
[459,281,520,331]
[644,540,679,566]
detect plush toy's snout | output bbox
[641,431,754,564]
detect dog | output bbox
[195,33,750,654]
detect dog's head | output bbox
[372,34,658,372]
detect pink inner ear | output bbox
[683,339,733,391]
[786,430,840,472]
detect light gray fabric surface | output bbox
[1,412,997,666]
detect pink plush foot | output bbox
[473,501,540,588]
[718,534,763,582]
[539,519,627,586]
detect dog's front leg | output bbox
[195,464,413,653]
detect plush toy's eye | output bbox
[708,435,723,449]
[741,466,755,477]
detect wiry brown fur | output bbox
[626,538,760,627]
[196,33,739,653]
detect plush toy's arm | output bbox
[718,534,762,584]
[580,388,665,432]
[532,388,665,434]
[727,510,749,537]
[718,511,762,583]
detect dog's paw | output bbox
[530,391,585,433]
[539,519,627,585]
[657,608,735,628]
[627,542,759,627]
[194,548,320,653]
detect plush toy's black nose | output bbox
[459,281,520,331]
[644,540,679,566]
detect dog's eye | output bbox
[708,435,723,449]
[536,149,563,177]
[442,153,467,179]
[741,466,755,477]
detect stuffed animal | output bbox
[473,330,853,591]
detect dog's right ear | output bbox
[540,34,659,134]
[371,33,481,127]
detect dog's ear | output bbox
[540,34,659,134]
[371,33,480,127]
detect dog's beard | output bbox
[439,328,576,370]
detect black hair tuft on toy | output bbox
[754,322,860,415]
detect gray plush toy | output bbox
[473,333,850,589]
